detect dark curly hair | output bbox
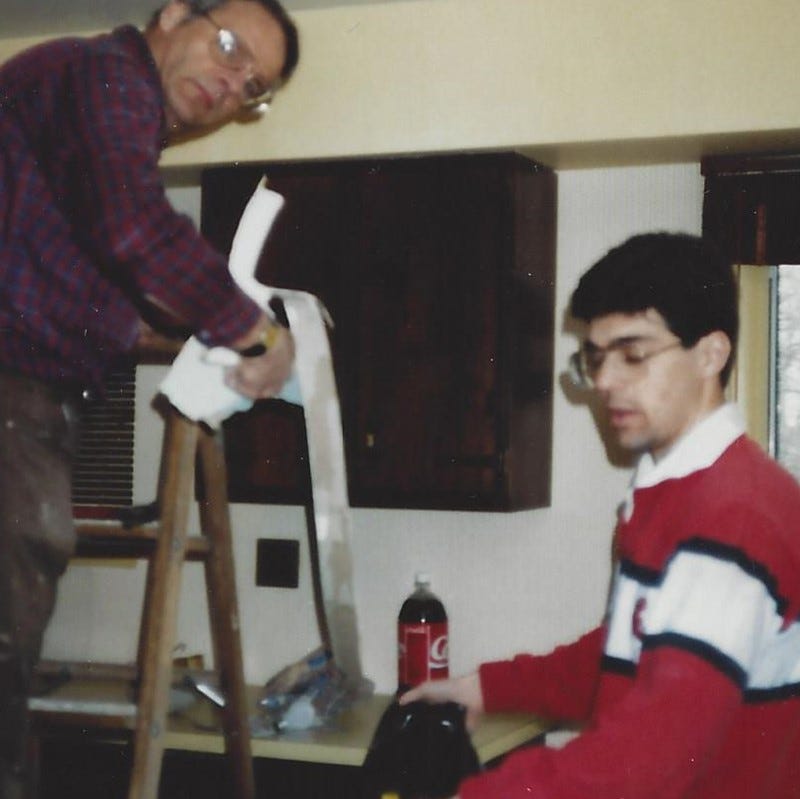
[570,232,738,385]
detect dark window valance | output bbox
[703,152,800,265]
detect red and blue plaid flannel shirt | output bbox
[0,25,261,388]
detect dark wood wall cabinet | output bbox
[201,152,556,511]
[702,151,800,265]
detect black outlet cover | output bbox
[255,538,300,588]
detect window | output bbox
[735,264,800,480]
[774,265,800,477]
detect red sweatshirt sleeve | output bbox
[479,626,605,721]
[461,646,740,799]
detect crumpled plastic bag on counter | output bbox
[252,646,373,737]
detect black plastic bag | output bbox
[362,700,481,799]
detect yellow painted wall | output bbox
[2,0,800,168]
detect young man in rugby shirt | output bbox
[0,2,298,793]
[403,233,800,799]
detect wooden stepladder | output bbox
[32,404,255,799]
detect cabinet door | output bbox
[201,154,554,511]
[348,157,506,508]
[202,163,355,504]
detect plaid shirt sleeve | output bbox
[65,33,261,347]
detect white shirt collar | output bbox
[632,402,745,490]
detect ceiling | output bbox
[4,0,390,39]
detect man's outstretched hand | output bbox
[398,672,484,732]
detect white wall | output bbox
[42,161,703,693]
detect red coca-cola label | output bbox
[398,622,449,688]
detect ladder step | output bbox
[30,665,139,731]
[36,660,138,682]
[74,521,212,560]
[29,698,138,728]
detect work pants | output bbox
[0,373,79,798]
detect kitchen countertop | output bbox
[30,678,552,767]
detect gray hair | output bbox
[147,0,299,84]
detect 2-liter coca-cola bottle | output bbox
[397,573,449,694]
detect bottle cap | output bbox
[415,571,431,587]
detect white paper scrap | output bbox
[159,178,364,684]
[160,180,290,427]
